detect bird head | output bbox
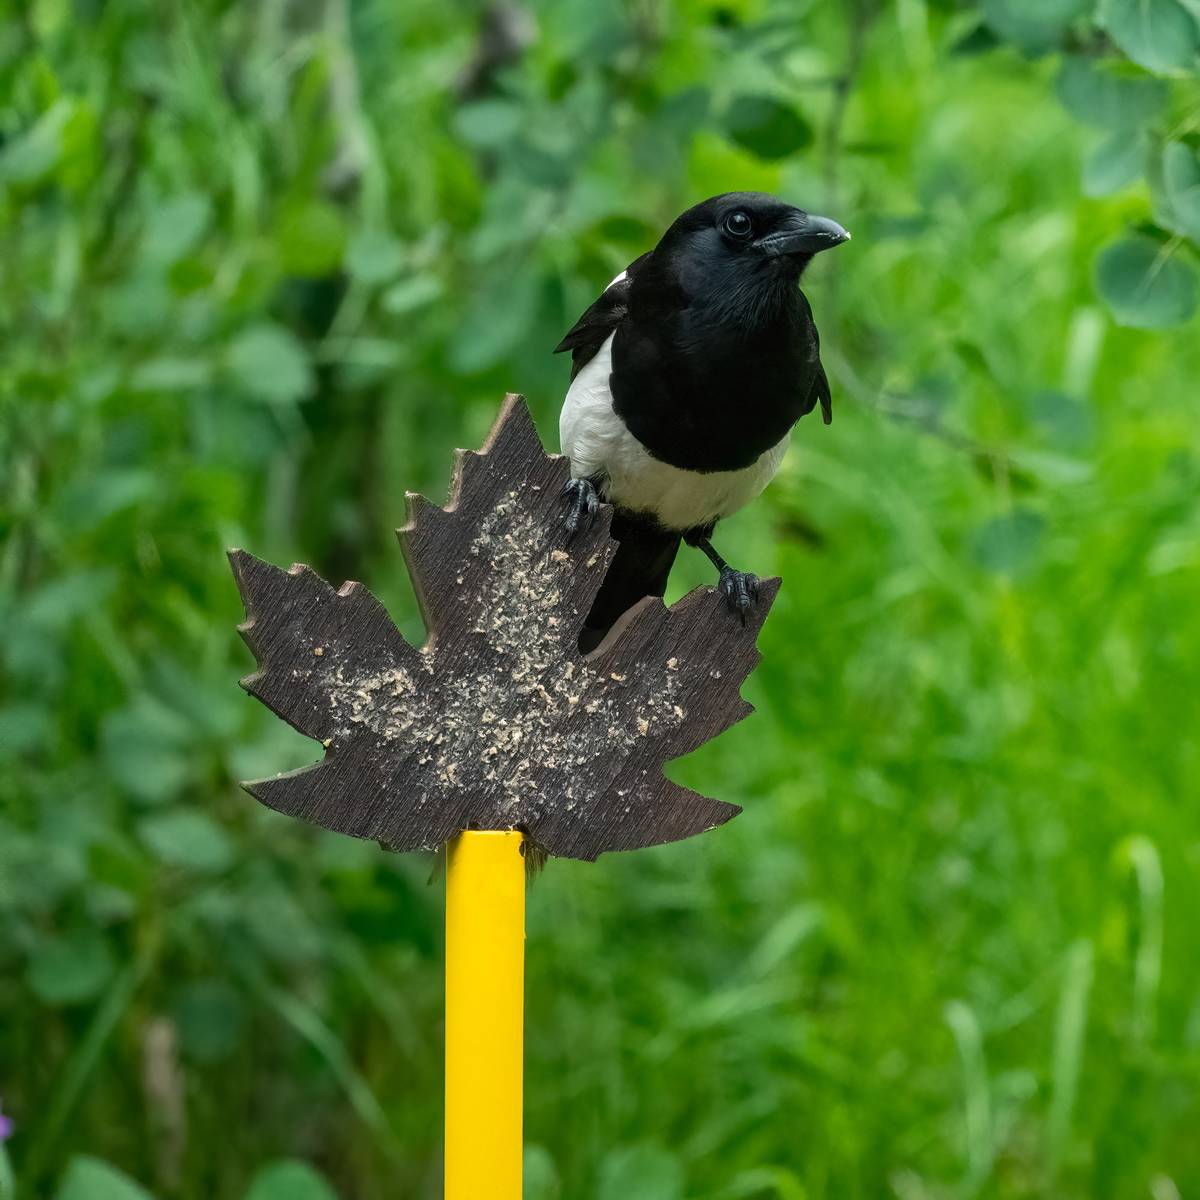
[657,192,850,294]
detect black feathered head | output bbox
[657,192,850,286]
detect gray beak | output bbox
[757,212,851,257]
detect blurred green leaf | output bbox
[1100,0,1200,71]
[982,0,1092,53]
[597,1145,684,1200]
[448,273,540,374]
[0,704,54,756]
[0,99,74,185]
[129,358,214,393]
[57,469,157,530]
[970,508,1045,576]
[56,1157,153,1200]
[1056,57,1168,129]
[18,569,116,631]
[455,100,523,148]
[27,932,116,1007]
[726,1166,808,1199]
[345,230,406,285]
[525,1145,562,1200]
[1082,131,1145,197]
[723,96,813,161]
[138,810,235,874]
[657,86,710,135]
[381,275,443,315]
[242,881,325,964]
[243,1160,337,1200]
[173,979,246,1063]
[1161,141,1200,241]
[1025,390,1094,449]
[225,323,315,404]
[101,700,194,806]
[139,193,213,265]
[1096,236,1198,328]
[276,201,347,277]
[147,659,243,742]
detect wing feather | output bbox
[554,252,650,380]
[796,305,832,425]
[805,360,833,425]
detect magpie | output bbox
[555,192,849,651]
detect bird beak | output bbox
[757,213,851,257]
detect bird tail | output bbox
[580,513,680,653]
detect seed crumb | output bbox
[313,646,324,657]
[550,549,569,562]
[610,672,626,683]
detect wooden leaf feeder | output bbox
[229,395,779,1198]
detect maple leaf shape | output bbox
[229,395,779,861]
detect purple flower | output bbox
[0,1103,12,1142]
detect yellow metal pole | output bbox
[445,830,525,1200]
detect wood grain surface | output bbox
[229,395,779,861]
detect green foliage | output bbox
[56,1158,154,1200]
[1055,57,1168,129]
[1162,140,1200,240]
[26,931,115,1007]
[1095,235,1198,326]
[995,2,1200,328]
[1101,0,1200,71]
[982,0,1093,54]
[1081,130,1145,197]
[724,96,815,161]
[242,1161,337,1200]
[523,1144,562,1200]
[596,1144,684,1200]
[1,0,1198,1198]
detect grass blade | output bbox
[20,944,156,1188]
[1116,835,1163,1045]
[944,999,992,1192]
[253,980,401,1161]
[1048,938,1093,1175]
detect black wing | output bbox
[803,360,832,425]
[796,299,832,425]
[554,252,651,381]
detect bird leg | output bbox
[688,534,759,623]
[562,477,600,538]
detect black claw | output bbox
[562,478,599,539]
[718,567,759,624]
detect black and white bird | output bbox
[555,191,850,650]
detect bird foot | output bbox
[718,567,759,624]
[562,477,599,538]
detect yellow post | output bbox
[445,830,525,1200]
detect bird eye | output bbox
[723,211,753,239]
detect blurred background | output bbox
[2,0,1199,1197]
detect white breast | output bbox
[559,332,789,533]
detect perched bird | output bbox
[556,191,849,650]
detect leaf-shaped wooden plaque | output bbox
[230,395,778,861]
